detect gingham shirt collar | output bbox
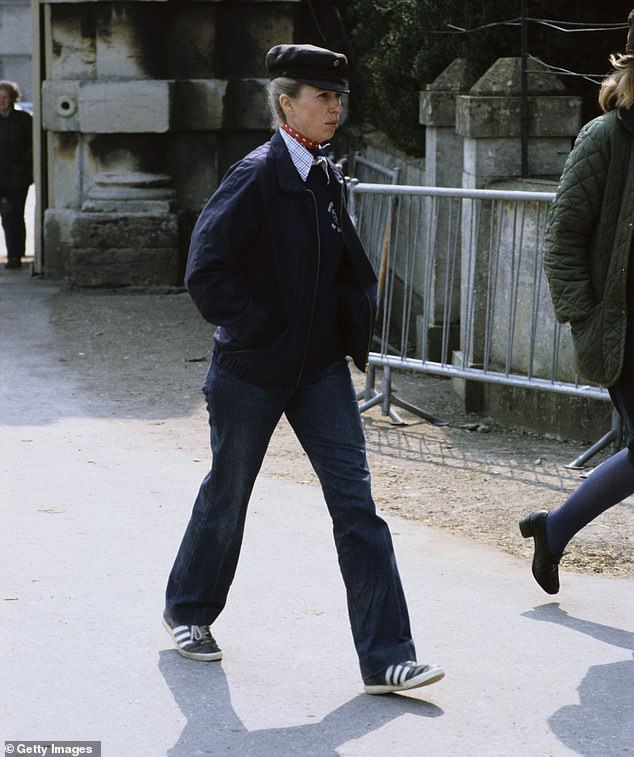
[279,127,330,184]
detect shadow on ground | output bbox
[158,651,443,757]
[523,603,634,756]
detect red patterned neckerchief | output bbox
[281,122,321,151]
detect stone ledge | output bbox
[42,78,270,133]
[456,95,582,138]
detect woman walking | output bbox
[163,43,445,695]
[520,10,634,594]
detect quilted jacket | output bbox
[544,107,634,387]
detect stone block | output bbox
[419,91,457,128]
[172,80,227,131]
[48,132,83,210]
[425,127,464,187]
[81,172,177,214]
[43,208,76,280]
[216,6,295,78]
[222,79,271,131]
[167,133,220,212]
[483,384,611,443]
[96,6,153,80]
[44,207,182,286]
[71,213,179,250]
[462,137,573,182]
[79,80,173,133]
[456,95,582,138]
[429,58,476,92]
[165,6,217,79]
[67,212,180,287]
[48,4,97,80]
[471,57,566,97]
[419,58,478,127]
[69,246,180,288]
[42,80,81,132]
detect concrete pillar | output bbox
[417,59,478,361]
[453,57,582,408]
[35,0,301,285]
[420,58,477,188]
[457,56,582,187]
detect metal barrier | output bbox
[347,181,615,461]
[350,152,401,185]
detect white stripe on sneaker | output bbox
[387,664,406,686]
[173,625,193,647]
[364,660,444,695]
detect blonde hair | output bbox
[598,53,634,112]
[268,77,304,128]
[0,80,21,105]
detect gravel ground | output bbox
[50,286,634,578]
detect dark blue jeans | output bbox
[165,359,415,677]
[0,186,28,259]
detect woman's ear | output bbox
[279,94,292,117]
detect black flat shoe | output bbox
[519,510,562,594]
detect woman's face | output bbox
[0,89,13,114]
[280,84,343,144]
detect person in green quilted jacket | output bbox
[519,10,634,594]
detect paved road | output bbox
[1,270,633,756]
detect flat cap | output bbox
[266,44,350,94]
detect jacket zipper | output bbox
[295,188,321,388]
[362,289,374,371]
[340,175,374,371]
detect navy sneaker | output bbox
[162,614,223,661]
[364,661,444,694]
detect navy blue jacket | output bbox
[186,131,377,387]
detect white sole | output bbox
[364,666,445,695]
[162,616,223,661]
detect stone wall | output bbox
[35,0,305,286]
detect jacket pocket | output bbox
[337,283,375,368]
[569,303,606,385]
[214,320,288,353]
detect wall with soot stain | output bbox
[38,0,309,283]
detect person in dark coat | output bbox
[162,43,445,695]
[520,12,634,594]
[0,80,32,269]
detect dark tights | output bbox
[546,447,634,555]
[547,321,634,554]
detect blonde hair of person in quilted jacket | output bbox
[599,54,634,112]
[599,9,634,112]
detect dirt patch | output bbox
[50,287,634,577]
